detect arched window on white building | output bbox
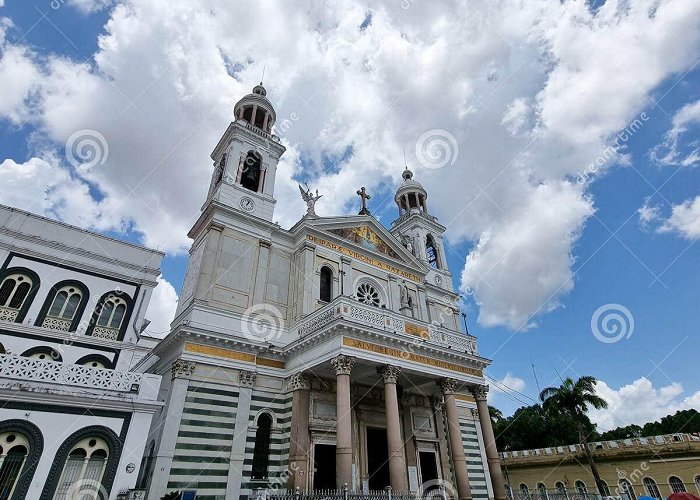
[0,431,30,499]
[53,437,109,500]
[38,281,88,332]
[0,270,38,323]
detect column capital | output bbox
[171,358,196,380]
[331,355,356,375]
[239,370,256,388]
[288,372,311,391]
[469,384,489,401]
[378,365,401,384]
[438,377,459,395]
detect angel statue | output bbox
[299,183,323,217]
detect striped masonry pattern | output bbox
[240,389,293,498]
[460,416,490,500]
[166,381,239,500]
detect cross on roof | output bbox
[356,187,371,215]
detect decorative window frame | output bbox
[318,265,334,303]
[352,276,387,308]
[0,419,43,500]
[85,290,134,341]
[40,425,122,500]
[0,267,41,323]
[34,280,90,332]
[21,346,63,362]
[668,476,686,494]
[75,353,114,369]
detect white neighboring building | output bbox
[0,205,164,499]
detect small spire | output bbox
[260,64,266,85]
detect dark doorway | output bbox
[366,427,390,490]
[313,444,336,490]
[418,451,439,485]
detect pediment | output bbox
[327,225,402,260]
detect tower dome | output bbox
[233,82,276,134]
[395,167,428,216]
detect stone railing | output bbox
[297,297,478,355]
[91,326,120,340]
[0,353,143,393]
[0,306,19,323]
[41,316,72,332]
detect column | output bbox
[331,355,355,489]
[148,359,195,499]
[379,365,408,491]
[439,378,472,500]
[340,256,353,296]
[252,239,271,305]
[301,242,316,316]
[471,385,507,500]
[288,373,311,491]
[227,370,256,499]
[251,105,258,126]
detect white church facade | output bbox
[138,84,508,500]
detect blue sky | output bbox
[0,0,698,430]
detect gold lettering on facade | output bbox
[405,322,429,339]
[307,234,422,283]
[185,342,256,363]
[342,337,482,376]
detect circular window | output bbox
[356,283,381,307]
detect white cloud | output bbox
[590,377,700,432]
[1,0,699,329]
[651,99,700,167]
[0,43,40,124]
[658,195,700,239]
[144,275,178,337]
[488,372,527,405]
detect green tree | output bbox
[539,376,608,496]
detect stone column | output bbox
[149,359,195,499]
[251,105,258,126]
[471,385,507,500]
[379,365,408,491]
[340,256,353,296]
[301,242,316,316]
[331,355,355,489]
[227,370,256,499]
[288,373,311,491]
[252,239,271,305]
[439,378,472,500]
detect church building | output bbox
[141,84,508,500]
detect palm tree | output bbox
[539,376,608,496]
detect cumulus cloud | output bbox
[1,0,699,330]
[651,99,700,167]
[638,196,700,240]
[589,377,700,432]
[144,275,178,337]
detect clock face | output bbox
[239,196,255,212]
[434,274,443,285]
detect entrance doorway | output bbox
[366,427,390,490]
[418,451,439,485]
[313,444,336,490]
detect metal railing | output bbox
[296,296,478,355]
[253,485,424,500]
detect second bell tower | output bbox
[205,83,286,221]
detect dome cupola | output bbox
[233,82,276,134]
[395,167,428,216]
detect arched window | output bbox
[537,482,548,500]
[426,235,440,269]
[600,480,611,496]
[695,475,700,495]
[575,480,587,498]
[319,267,332,303]
[555,482,568,499]
[669,476,686,493]
[356,282,382,307]
[643,477,661,500]
[251,413,272,480]
[87,292,131,341]
[21,346,62,362]
[0,431,30,499]
[619,479,636,500]
[54,437,109,499]
[75,355,113,370]
[240,151,262,192]
[520,484,530,500]
[37,281,88,332]
[0,268,39,324]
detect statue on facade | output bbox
[399,279,410,310]
[402,234,415,256]
[298,183,322,217]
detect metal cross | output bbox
[356,187,371,215]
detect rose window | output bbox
[356,283,381,307]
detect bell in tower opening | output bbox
[240,150,263,192]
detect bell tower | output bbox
[390,168,452,290]
[205,83,286,221]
